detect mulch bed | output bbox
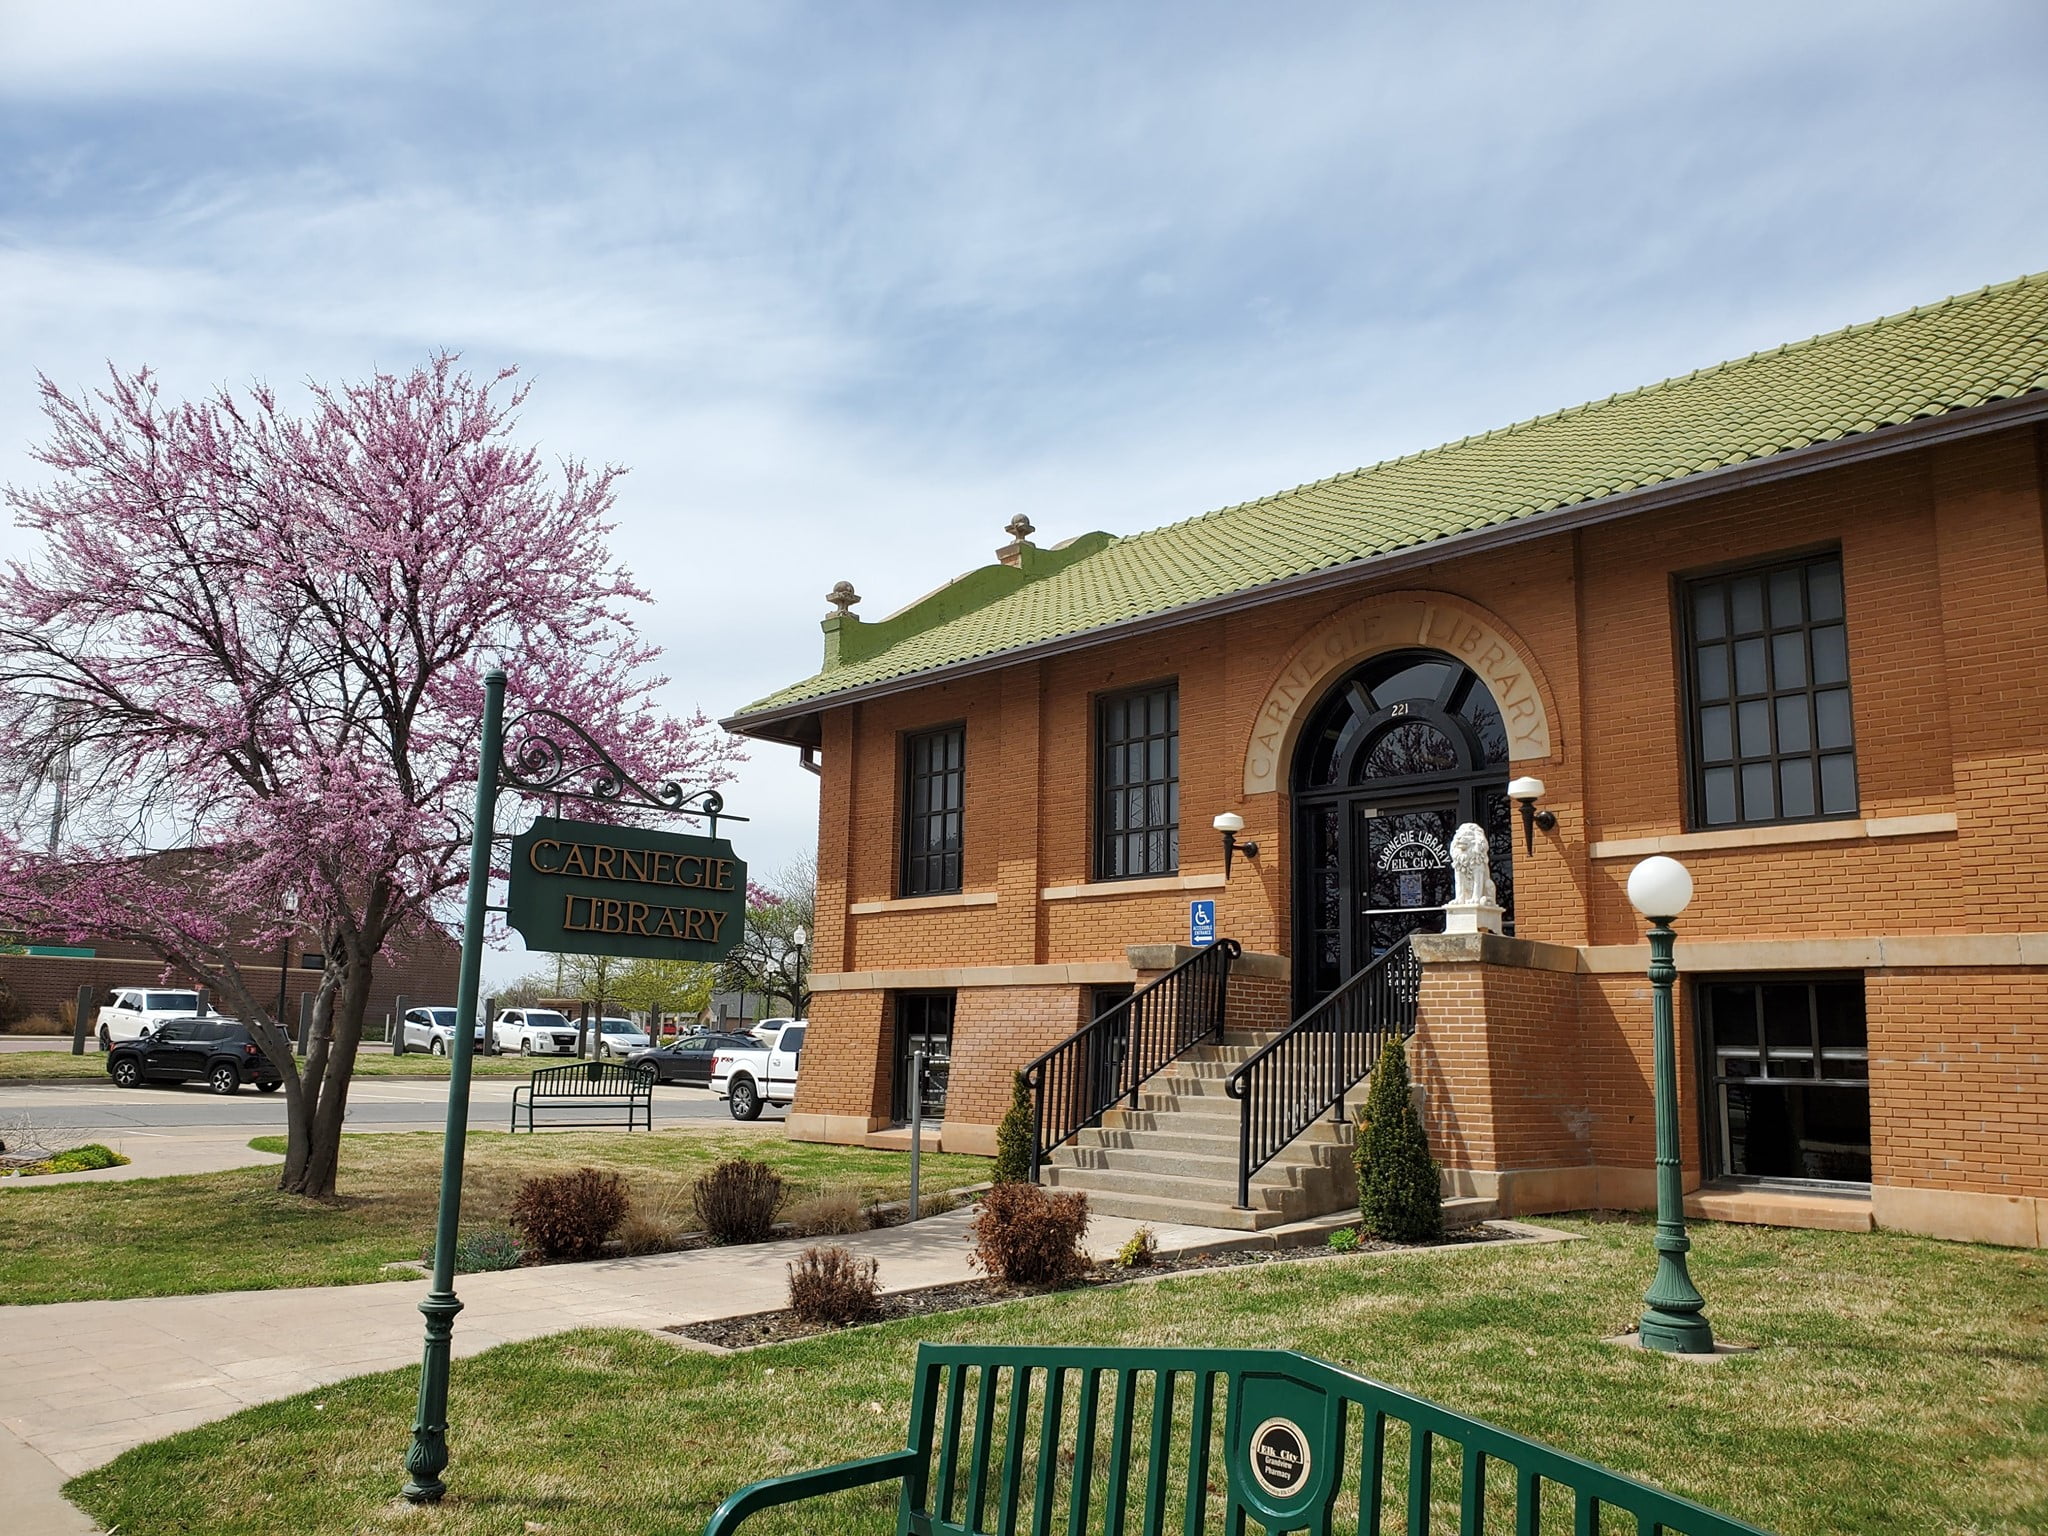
[671,1223,1518,1350]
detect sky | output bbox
[3,1,2046,985]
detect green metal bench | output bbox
[703,1344,1772,1534]
[509,1060,656,1132]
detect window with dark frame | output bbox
[900,724,965,896]
[1682,553,1856,828]
[1095,682,1180,879]
[892,990,953,1123]
[1697,975,1870,1184]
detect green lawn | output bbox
[0,1130,987,1303]
[0,1048,543,1082]
[65,1219,2048,1536]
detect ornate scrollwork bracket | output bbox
[498,709,746,836]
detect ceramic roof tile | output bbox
[732,272,2048,722]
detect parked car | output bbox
[593,1017,650,1058]
[625,1030,757,1086]
[94,988,202,1049]
[106,1018,282,1095]
[397,1005,483,1056]
[711,1021,805,1120]
[491,1008,580,1056]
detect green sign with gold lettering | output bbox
[505,815,747,961]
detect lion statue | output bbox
[1449,822,1496,906]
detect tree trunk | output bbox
[292,943,375,1200]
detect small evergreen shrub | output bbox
[992,1071,1035,1184]
[1116,1226,1158,1268]
[692,1158,785,1244]
[453,1229,524,1272]
[1326,1225,1361,1253]
[787,1244,882,1325]
[508,1167,631,1260]
[969,1183,1091,1287]
[1353,1035,1443,1244]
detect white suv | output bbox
[96,988,202,1049]
[491,1008,580,1056]
[398,1006,483,1056]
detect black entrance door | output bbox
[1292,649,1513,1010]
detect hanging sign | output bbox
[506,815,747,962]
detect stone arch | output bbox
[1242,590,1562,796]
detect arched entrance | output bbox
[1291,648,1514,1008]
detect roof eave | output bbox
[723,389,2048,742]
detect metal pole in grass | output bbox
[909,1049,924,1223]
[1627,855,1716,1355]
[403,669,505,1502]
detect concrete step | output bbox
[1069,1126,1332,1164]
[1051,1144,1325,1184]
[1058,1188,1293,1231]
[1043,1163,1310,1216]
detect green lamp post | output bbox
[1626,854,1716,1355]
[403,670,506,1502]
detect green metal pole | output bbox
[403,669,506,1502]
[1637,917,1715,1354]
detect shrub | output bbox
[10,1143,130,1176]
[969,1182,1091,1287]
[785,1184,868,1236]
[692,1158,785,1244]
[992,1071,1035,1184]
[453,1230,524,1272]
[508,1167,631,1261]
[617,1187,690,1255]
[1326,1225,1361,1253]
[1116,1226,1158,1268]
[786,1244,882,1325]
[1353,1035,1443,1244]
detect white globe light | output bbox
[1627,856,1694,918]
[1212,811,1246,834]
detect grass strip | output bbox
[64,1218,2048,1536]
[0,1129,987,1303]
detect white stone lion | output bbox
[1449,821,1496,906]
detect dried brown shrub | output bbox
[968,1183,1091,1287]
[691,1158,785,1244]
[784,1184,867,1236]
[786,1244,882,1325]
[507,1167,631,1261]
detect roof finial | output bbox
[826,580,861,617]
[1005,514,1036,542]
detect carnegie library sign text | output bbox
[1242,592,1556,794]
[506,815,747,962]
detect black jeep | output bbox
[105,1019,284,1095]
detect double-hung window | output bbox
[901,724,965,896]
[1683,552,1856,827]
[1095,682,1179,878]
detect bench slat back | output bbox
[892,1345,1772,1536]
[526,1062,655,1095]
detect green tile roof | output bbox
[731,272,2048,726]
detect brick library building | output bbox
[726,274,2048,1249]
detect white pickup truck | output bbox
[710,1021,805,1121]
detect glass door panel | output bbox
[1359,801,1457,959]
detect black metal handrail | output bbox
[1023,938,1240,1178]
[1224,937,1421,1208]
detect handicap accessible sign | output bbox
[1189,899,1216,947]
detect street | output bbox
[0,1075,770,1135]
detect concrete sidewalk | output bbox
[0,1205,1240,1531]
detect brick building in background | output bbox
[1,864,460,1042]
[725,273,2048,1248]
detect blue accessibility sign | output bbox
[1189,899,1216,947]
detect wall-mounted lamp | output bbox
[1505,776,1557,855]
[1213,812,1259,878]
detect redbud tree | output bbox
[0,357,740,1197]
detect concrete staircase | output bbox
[1040,1031,1364,1231]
